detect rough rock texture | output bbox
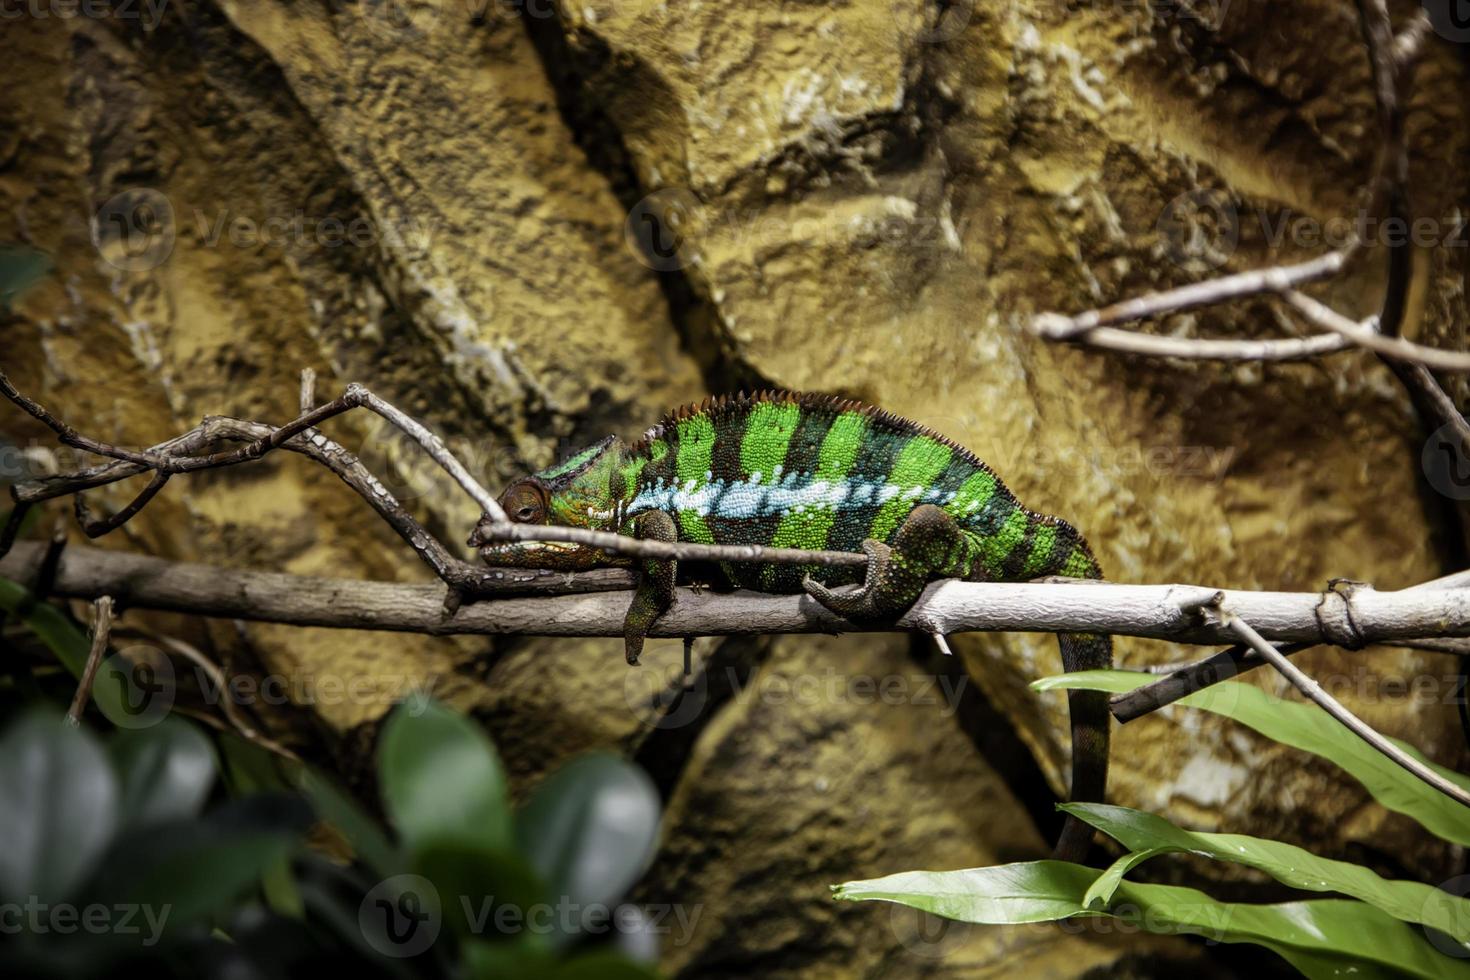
[3,0,1469,975]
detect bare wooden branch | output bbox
[1283,291,1470,372]
[73,471,170,538]
[1225,607,1470,808]
[1111,570,1470,719]
[0,369,508,523]
[1028,252,1346,339]
[6,541,1470,649]
[475,521,868,569]
[300,368,317,413]
[4,369,870,574]
[1028,317,1354,362]
[66,596,113,726]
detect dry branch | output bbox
[5,540,1469,651]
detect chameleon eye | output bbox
[510,485,546,524]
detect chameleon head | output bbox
[470,435,631,570]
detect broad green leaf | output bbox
[298,767,400,877]
[1064,802,1470,946]
[515,754,661,912]
[1082,846,1172,909]
[379,697,511,852]
[0,579,132,724]
[109,718,216,833]
[1036,670,1470,846]
[0,713,119,903]
[834,860,1469,980]
[412,839,547,940]
[86,793,310,927]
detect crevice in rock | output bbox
[516,10,771,395]
[628,635,773,802]
[904,634,1067,854]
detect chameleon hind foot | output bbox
[802,539,894,621]
[803,504,975,622]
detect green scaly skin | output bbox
[470,391,1112,862]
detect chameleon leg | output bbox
[802,504,977,621]
[622,510,678,666]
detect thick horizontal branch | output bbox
[5,542,1469,652]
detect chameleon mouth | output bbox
[476,540,581,560]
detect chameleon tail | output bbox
[1052,629,1112,863]
[1035,522,1112,863]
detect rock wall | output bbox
[3,1,1468,975]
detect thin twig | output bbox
[73,471,170,538]
[1029,251,1346,338]
[66,596,114,726]
[1111,642,1311,723]
[1284,291,1470,372]
[0,502,30,556]
[1225,609,1470,808]
[144,630,302,763]
[474,520,868,568]
[1027,317,1355,362]
[0,370,508,522]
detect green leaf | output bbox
[0,713,119,903]
[1082,847,1172,909]
[461,939,556,980]
[1035,670,1470,846]
[1064,802,1470,947]
[0,579,133,724]
[86,793,310,928]
[0,244,51,308]
[379,697,511,852]
[109,718,216,833]
[834,860,1470,980]
[298,767,400,877]
[411,838,547,940]
[552,951,664,980]
[515,754,661,912]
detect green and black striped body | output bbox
[616,392,1102,592]
[477,391,1112,863]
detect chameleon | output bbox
[470,390,1111,861]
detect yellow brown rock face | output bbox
[3,1,1468,975]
